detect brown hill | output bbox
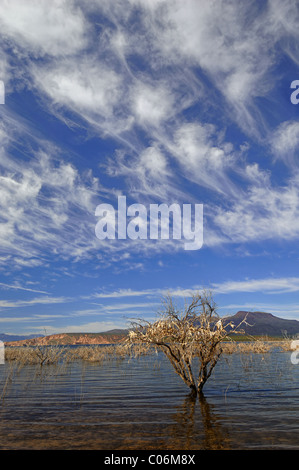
[5,330,129,346]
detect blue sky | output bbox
[1,0,299,335]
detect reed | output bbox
[222,338,296,354]
[65,346,115,363]
[5,345,64,366]
[0,363,17,401]
[4,339,294,368]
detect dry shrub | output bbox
[63,344,130,363]
[128,291,246,396]
[221,341,240,354]
[5,346,64,366]
[65,346,107,363]
[223,339,297,354]
[237,340,272,354]
[275,340,295,351]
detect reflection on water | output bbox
[169,393,231,450]
[0,350,299,449]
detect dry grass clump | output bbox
[222,338,295,354]
[237,340,272,354]
[221,340,272,354]
[221,341,239,354]
[4,342,156,368]
[274,340,295,351]
[4,343,135,365]
[65,345,126,362]
[4,338,295,369]
[123,342,157,358]
[5,345,64,366]
[66,343,152,362]
[65,346,107,363]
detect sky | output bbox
[1,0,299,336]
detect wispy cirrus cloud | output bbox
[1,0,299,268]
[0,0,89,57]
[0,282,48,294]
[92,276,299,300]
[0,115,116,265]
[269,120,299,167]
[90,287,194,299]
[213,172,299,244]
[212,277,299,295]
[0,296,71,309]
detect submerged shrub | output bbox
[5,345,64,366]
[128,291,246,396]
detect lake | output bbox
[0,349,298,450]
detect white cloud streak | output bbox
[0,282,48,294]
[93,276,299,300]
[0,296,70,309]
[213,277,299,295]
[0,0,299,265]
[0,0,89,57]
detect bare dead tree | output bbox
[128,291,245,396]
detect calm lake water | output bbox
[0,349,299,450]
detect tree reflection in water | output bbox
[169,392,231,450]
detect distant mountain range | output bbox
[2,312,299,345]
[0,333,43,343]
[223,311,299,337]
